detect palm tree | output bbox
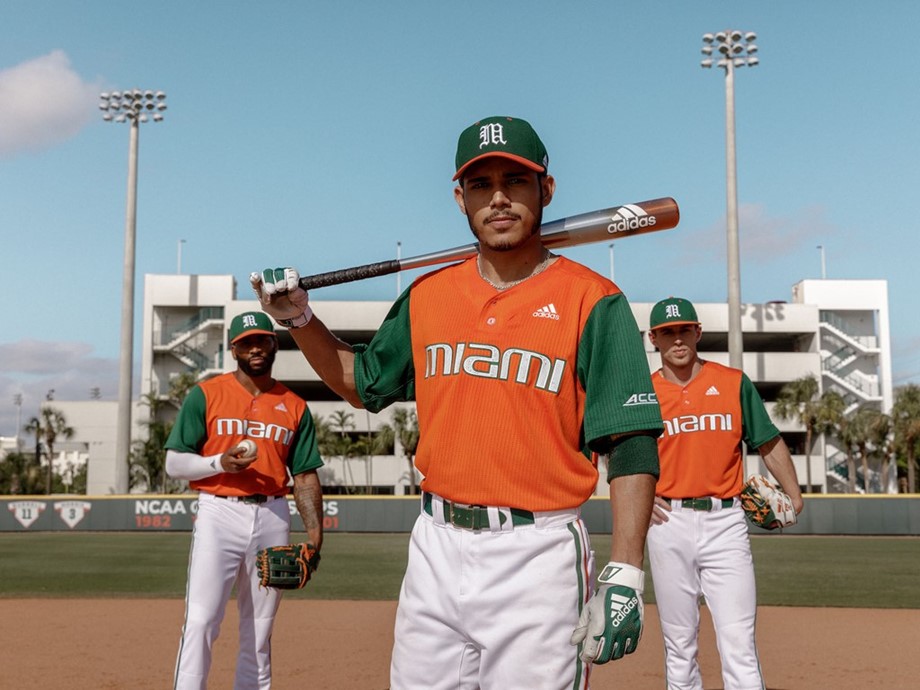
[392,407,420,495]
[313,413,335,453]
[323,410,361,492]
[312,413,340,490]
[130,374,200,493]
[354,416,395,494]
[167,372,199,408]
[868,411,895,493]
[834,411,861,493]
[130,392,173,492]
[24,415,44,471]
[26,406,75,494]
[891,384,920,493]
[0,451,43,494]
[774,375,820,492]
[850,407,881,494]
[807,389,846,493]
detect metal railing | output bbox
[825,452,884,493]
[819,311,878,350]
[155,307,224,346]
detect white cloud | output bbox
[0,51,101,158]
[681,203,836,263]
[0,340,100,374]
[0,340,120,438]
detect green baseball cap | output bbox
[649,297,700,331]
[453,115,548,181]
[229,311,276,344]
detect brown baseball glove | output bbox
[256,542,320,589]
[740,474,797,530]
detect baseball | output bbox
[235,439,257,458]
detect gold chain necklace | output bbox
[477,251,553,290]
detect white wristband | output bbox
[277,305,313,329]
[597,561,645,593]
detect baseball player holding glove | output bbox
[250,115,663,689]
[645,297,804,690]
[741,473,798,531]
[165,311,324,690]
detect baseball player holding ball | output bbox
[165,311,324,689]
[645,297,804,690]
[250,115,663,689]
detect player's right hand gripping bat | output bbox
[298,197,679,290]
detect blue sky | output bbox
[2,1,919,436]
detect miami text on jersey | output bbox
[215,418,295,445]
[661,413,734,437]
[424,341,566,394]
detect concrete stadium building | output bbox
[60,272,886,497]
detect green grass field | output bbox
[0,532,917,608]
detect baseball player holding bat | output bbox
[645,297,804,690]
[164,311,324,689]
[251,115,663,689]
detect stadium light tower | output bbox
[99,89,167,490]
[701,30,758,370]
[13,393,22,451]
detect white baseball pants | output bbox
[646,499,765,690]
[390,494,595,690]
[173,492,291,690]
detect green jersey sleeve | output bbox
[289,411,323,475]
[578,292,663,450]
[353,287,416,413]
[164,385,208,452]
[740,372,781,449]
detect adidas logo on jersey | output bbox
[705,386,720,396]
[624,392,658,406]
[533,303,560,320]
[607,204,658,234]
[275,403,288,412]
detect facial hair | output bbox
[238,348,276,378]
[466,191,545,251]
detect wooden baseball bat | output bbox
[298,197,679,290]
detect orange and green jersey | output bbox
[651,360,779,499]
[353,256,662,511]
[165,372,322,496]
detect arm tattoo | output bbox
[293,473,323,547]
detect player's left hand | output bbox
[220,447,257,473]
[649,496,672,526]
[570,561,644,664]
[256,542,321,590]
[250,267,312,328]
[741,474,798,530]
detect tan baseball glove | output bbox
[740,474,797,530]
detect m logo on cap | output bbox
[454,115,548,181]
[229,310,276,343]
[479,123,507,149]
[649,296,700,331]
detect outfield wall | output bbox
[1,495,919,535]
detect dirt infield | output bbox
[3,599,917,689]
